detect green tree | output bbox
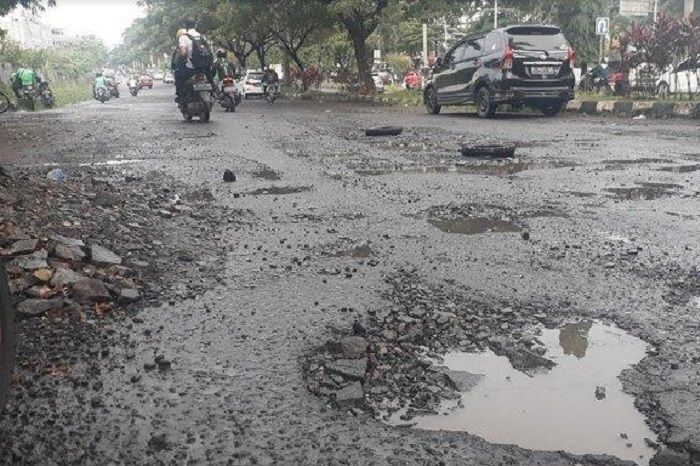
[0,0,54,16]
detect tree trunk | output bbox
[684,0,694,20]
[348,27,375,94]
[255,45,267,69]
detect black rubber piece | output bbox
[365,126,403,137]
[460,144,516,158]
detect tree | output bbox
[0,0,54,16]
[323,0,389,93]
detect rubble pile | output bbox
[304,271,557,421]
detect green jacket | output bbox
[94,76,109,90]
[17,68,38,86]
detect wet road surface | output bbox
[1,84,699,465]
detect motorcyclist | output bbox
[93,72,109,99]
[213,48,236,96]
[261,66,279,95]
[175,18,212,104]
[11,67,41,99]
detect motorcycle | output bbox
[579,65,613,95]
[96,87,110,104]
[19,85,37,111]
[128,79,139,97]
[39,81,54,109]
[181,72,213,122]
[219,76,240,112]
[264,84,278,105]
[108,79,120,99]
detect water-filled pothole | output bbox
[356,160,574,177]
[429,217,522,235]
[658,164,700,173]
[395,321,658,465]
[605,182,683,201]
[246,186,311,196]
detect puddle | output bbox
[603,158,673,165]
[252,167,281,180]
[429,217,522,235]
[246,186,311,196]
[562,191,597,198]
[357,161,574,177]
[401,322,658,465]
[336,244,373,258]
[605,182,683,201]
[658,165,700,173]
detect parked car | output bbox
[163,72,175,84]
[404,70,422,90]
[424,24,576,118]
[657,57,699,98]
[153,71,165,81]
[244,70,264,98]
[372,74,385,93]
[138,75,154,90]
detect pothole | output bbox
[246,186,311,196]
[335,244,373,258]
[356,160,575,177]
[252,167,281,180]
[603,158,673,165]
[605,182,684,201]
[303,273,661,465]
[429,217,522,235]
[658,165,700,173]
[390,321,658,465]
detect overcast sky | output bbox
[41,0,145,47]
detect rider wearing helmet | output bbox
[93,71,109,99]
[261,65,280,96]
[213,48,237,96]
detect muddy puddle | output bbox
[658,164,700,173]
[603,158,673,165]
[357,160,574,177]
[246,186,311,196]
[393,321,658,465]
[429,217,522,235]
[605,182,683,201]
[335,244,373,258]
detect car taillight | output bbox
[568,47,576,66]
[223,77,234,85]
[502,47,514,70]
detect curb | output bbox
[567,99,699,119]
[286,92,699,119]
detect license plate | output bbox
[193,84,212,91]
[530,66,558,75]
[223,87,235,93]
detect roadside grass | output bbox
[0,81,92,111]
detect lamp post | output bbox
[494,0,498,29]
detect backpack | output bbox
[187,34,213,70]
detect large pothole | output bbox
[303,273,664,465]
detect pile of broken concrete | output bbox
[304,271,558,423]
[4,235,140,319]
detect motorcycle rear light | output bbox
[568,47,576,66]
[502,47,514,70]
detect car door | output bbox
[437,41,468,103]
[457,36,486,101]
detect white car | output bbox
[656,57,699,97]
[372,74,385,93]
[244,70,265,98]
[163,73,174,84]
[153,71,165,81]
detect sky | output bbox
[41,0,146,47]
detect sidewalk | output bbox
[565,99,700,118]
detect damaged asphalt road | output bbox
[0,86,699,465]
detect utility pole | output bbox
[653,0,658,22]
[422,23,428,68]
[494,0,498,29]
[684,0,694,20]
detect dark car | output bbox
[424,25,576,118]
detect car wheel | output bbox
[540,101,565,117]
[476,87,496,118]
[425,87,441,115]
[657,82,670,99]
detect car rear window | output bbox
[507,28,569,52]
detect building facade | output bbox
[0,7,64,49]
